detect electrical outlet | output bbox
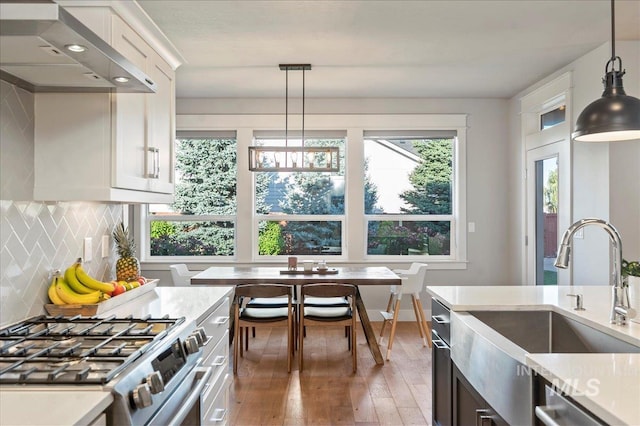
[468,222,476,233]
[84,237,93,262]
[102,235,110,258]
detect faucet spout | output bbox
[554,218,634,325]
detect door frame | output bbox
[520,72,573,286]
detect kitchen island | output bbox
[427,285,640,426]
[0,285,233,426]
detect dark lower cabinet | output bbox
[432,299,452,426]
[453,365,508,426]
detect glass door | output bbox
[526,141,570,286]
[534,156,558,285]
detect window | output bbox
[146,132,237,259]
[141,113,467,267]
[540,105,566,130]
[253,132,346,257]
[364,132,456,258]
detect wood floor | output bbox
[229,322,433,426]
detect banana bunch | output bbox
[47,259,115,305]
[64,259,115,294]
[48,270,111,305]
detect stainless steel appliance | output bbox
[0,314,210,425]
[0,1,156,93]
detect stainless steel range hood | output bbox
[0,1,156,93]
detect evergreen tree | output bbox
[400,139,453,215]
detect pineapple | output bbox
[113,222,140,282]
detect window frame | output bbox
[140,114,467,268]
[143,132,238,262]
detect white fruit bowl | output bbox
[45,280,158,316]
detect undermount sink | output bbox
[470,310,640,354]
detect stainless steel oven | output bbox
[0,315,211,426]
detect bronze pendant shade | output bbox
[573,0,640,142]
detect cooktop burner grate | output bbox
[0,314,184,384]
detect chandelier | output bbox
[248,64,340,172]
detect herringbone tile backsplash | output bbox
[1,81,122,326]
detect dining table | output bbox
[190,266,401,365]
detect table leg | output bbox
[355,287,384,365]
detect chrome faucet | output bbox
[555,218,635,325]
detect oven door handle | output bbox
[166,366,213,426]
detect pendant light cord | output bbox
[606,0,623,74]
[610,0,615,60]
[302,67,306,151]
[285,67,289,148]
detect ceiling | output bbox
[137,0,640,100]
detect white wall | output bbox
[172,97,511,318]
[509,41,640,287]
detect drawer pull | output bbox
[209,408,227,423]
[432,339,448,350]
[213,316,229,325]
[212,355,226,366]
[432,315,448,324]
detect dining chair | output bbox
[299,283,358,373]
[233,284,295,374]
[169,264,196,286]
[379,262,431,360]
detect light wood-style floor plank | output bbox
[229,322,432,426]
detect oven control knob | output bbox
[146,371,165,394]
[132,383,152,409]
[184,336,200,355]
[196,327,208,344]
[190,331,203,346]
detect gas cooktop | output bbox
[0,314,185,385]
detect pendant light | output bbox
[248,64,340,172]
[573,0,640,142]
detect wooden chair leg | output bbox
[410,295,427,347]
[233,323,239,374]
[299,315,304,372]
[379,292,395,340]
[287,318,292,373]
[352,314,357,373]
[252,327,256,338]
[410,296,425,340]
[244,327,249,351]
[386,299,401,361]
[415,296,432,348]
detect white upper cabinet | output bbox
[33,5,179,203]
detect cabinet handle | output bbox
[534,406,561,426]
[212,355,226,366]
[475,409,492,426]
[147,147,160,179]
[209,408,227,423]
[432,315,448,324]
[432,339,449,349]
[213,316,229,325]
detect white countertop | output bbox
[0,389,113,426]
[427,285,640,345]
[0,285,233,426]
[427,285,640,425]
[526,353,640,426]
